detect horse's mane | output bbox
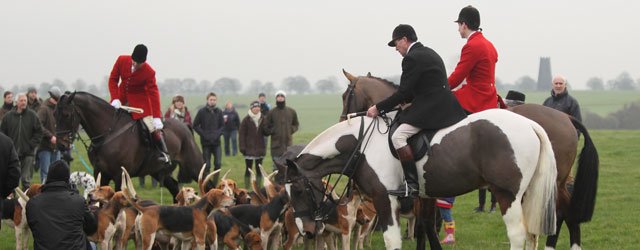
[365,75,399,90]
[67,91,112,109]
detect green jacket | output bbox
[261,105,299,157]
[37,99,57,151]
[0,108,43,157]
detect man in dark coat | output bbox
[26,160,97,250]
[261,91,299,175]
[0,131,21,229]
[543,75,582,122]
[1,93,43,189]
[27,87,43,111]
[367,24,467,197]
[193,92,224,185]
[0,91,14,122]
[36,87,61,183]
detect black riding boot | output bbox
[153,130,171,163]
[388,145,419,197]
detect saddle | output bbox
[387,120,436,162]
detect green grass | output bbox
[2,91,639,249]
[499,90,640,116]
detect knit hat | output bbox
[48,86,62,99]
[250,101,261,108]
[275,90,286,98]
[131,44,148,63]
[27,87,37,94]
[46,160,70,184]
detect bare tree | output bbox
[245,80,264,95]
[515,75,536,91]
[281,75,311,94]
[586,77,605,90]
[263,81,275,95]
[72,79,88,92]
[608,71,636,90]
[315,76,340,94]
[213,77,242,95]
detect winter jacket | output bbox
[261,104,299,157]
[0,103,14,122]
[37,99,57,151]
[164,107,193,129]
[26,181,97,250]
[0,132,20,199]
[0,109,43,157]
[239,113,266,157]
[28,97,43,111]
[223,108,241,132]
[193,106,224,147]
[542,90,582,122]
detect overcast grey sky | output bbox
[1,0,637,90]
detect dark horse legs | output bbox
[414,198,442,250]
[545,215,582,249]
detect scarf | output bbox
[247,109,261,128]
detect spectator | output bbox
[0,91,14,122]
[437,198,456,244]
[26,160,97,250]
[0,131,21,230]
[193,92,224,186]
[27,87,43,111]
[36,87,62,183]
[543,75,582,122]
[1,93,43,189]
[261,91,299,176]
[164,94,192,131]
[222,101,240,157]
[239,101,266,188]
[258,92,271,116]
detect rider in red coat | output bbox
[108,44,169,163]
[448,6,499,114]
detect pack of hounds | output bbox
[2,163,422,250]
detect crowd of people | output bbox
[0,5,584,249]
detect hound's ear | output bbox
[367,72,372,77]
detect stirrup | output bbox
[388,182,418,197]
[158,152,170,163]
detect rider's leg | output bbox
[388,123,420,197]
[152,130,170,163]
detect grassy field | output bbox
[1,91,639,249]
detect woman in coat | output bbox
[238,101,266,188]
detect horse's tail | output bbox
[522,121,557,236]
[568,117,599,223]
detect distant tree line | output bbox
[3,75,347,97]
[584,101,640,129]
[496,71,639,92]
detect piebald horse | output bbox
[54,91,205,200]
[285,109,558,250]
[339,70,599,250]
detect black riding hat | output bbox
[505,90,526,102]
[388,24,418,47]
[454,5,481,31]
[131,44,148,63]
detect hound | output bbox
[69,171,97,200]
[227,191,289,250]
[121,167,235,250]
[3,185,42,250]
[208,210,263,250]
[354,198,377,250]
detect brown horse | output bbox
[54,91,205,200]
[339,70,599,250]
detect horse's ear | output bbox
[68,91,76,102]
[285,159,300,178]
[342,69,357,83]
[367,72,372,77]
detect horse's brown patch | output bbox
[422,120,521,207]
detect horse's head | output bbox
[54,91,80,150]
[284,158,326,239]
[340,69,397,121]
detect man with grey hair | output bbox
[542,75,582,121]
[1,93,43,189]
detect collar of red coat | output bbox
[468,31,482,41]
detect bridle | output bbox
[288,115,382,224]
[339,77,359,120]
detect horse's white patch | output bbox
[294,217,304,235]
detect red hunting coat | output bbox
[448,32,498,113]
[108,55,161,120]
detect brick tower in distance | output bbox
[536,57,552,91]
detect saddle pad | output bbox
[387,122,436,161]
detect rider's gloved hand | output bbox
[153,118,164,130]
[110,99,121,109]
